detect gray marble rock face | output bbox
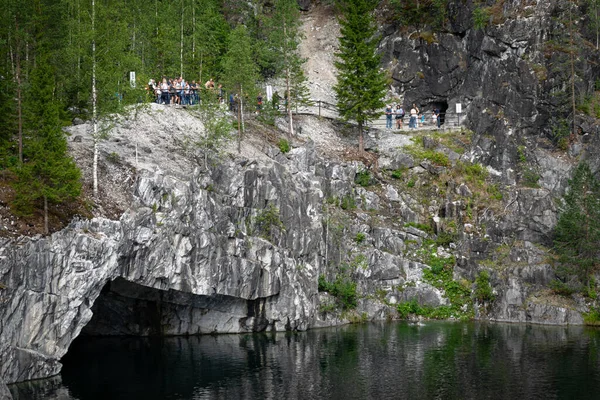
[3,1,600,393]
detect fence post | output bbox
[318,100,321,118]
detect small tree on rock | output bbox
[333,0,388,154]
[553,162,600,293]
[221,25,260,153]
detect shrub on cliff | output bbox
[552,162,600,294]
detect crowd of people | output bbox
[385,103,442,130]
[146,77,226,106]
[146,77,276,115]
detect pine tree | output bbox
[13,53,81,234]
[188,96,234,170]
[390,0,448,32]
[553,162,600,292]
[221,25,259,152]
[333,0,387,154]
[267,0,310,137]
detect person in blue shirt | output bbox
[385,105,393,129]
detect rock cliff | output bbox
[1,0,600,393]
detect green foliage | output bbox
[462,163,488,185]
[221,25,260,99]
[435,231,457,247]
[189,97,234,166]
[521,169,540,188]
[551,119,570,150]
[583,306,600,326]
[397,299,421,319]
[404,222,434,234]
[391,168,405,179]
[12,53,81,223]
[517,145,527,163]
[355,169,372,187]
[278,138,291,153]
[390,0,448,31]
[486,184,503,201]
[396,299,457,320]
[318,273,358,310]
[106,152,120,164]
[334,0,387,151]
[354,232,366,244]
[350,253,368,270]
[473,271,495,303]
[407,178,416,188]
[340,194,356,210]
[404,139,450,167]
[254,204,285,241]
[416,245,473,318]
[553,162,600,291]
[472,7,491,30]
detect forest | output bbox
[0,0,309,232]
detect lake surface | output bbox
[10,321,600,399]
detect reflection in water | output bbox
[10,322,600,400]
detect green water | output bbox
[11,321,600,399]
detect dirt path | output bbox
[299,4,340,105]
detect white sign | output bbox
[266,85,273,102]
[456,103,462,114]
[130,71,136,88]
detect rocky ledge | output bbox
[0,102,594,390]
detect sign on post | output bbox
[456,103,462,125]
[129,71,136,88]
[266,85,273,102]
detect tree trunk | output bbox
[240,85,245,134]
[358,121,364,154]
[237,90,242,154]
[92,0,99,198]
[286,66,293,137]
[15,17,23,164]
[284,22,294,137]
[43,195,48,235]
[570,5,576,136]
[192,0,196,70]
[180,0,184,77]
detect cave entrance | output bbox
[428,100,449,126]
[74,278,254,337]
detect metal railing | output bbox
[290,100,465,130]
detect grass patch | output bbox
[278,138,291,153]
[354,232,366,244]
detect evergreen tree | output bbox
[191,0,230,83]
[553,162,600,292]
[267,0,310,136]
[333,0,387,153]
[13,53,81,234]
[221,25,259,152]
[188,96,234,170]
[588,0,600,49]
[390,0,448,31]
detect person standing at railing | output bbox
[409,103,419,129]
[395,104,404,129]
[160,78,169,105]
[433,108,441,128]
[385,105,393,129]
[229,93,235,112]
